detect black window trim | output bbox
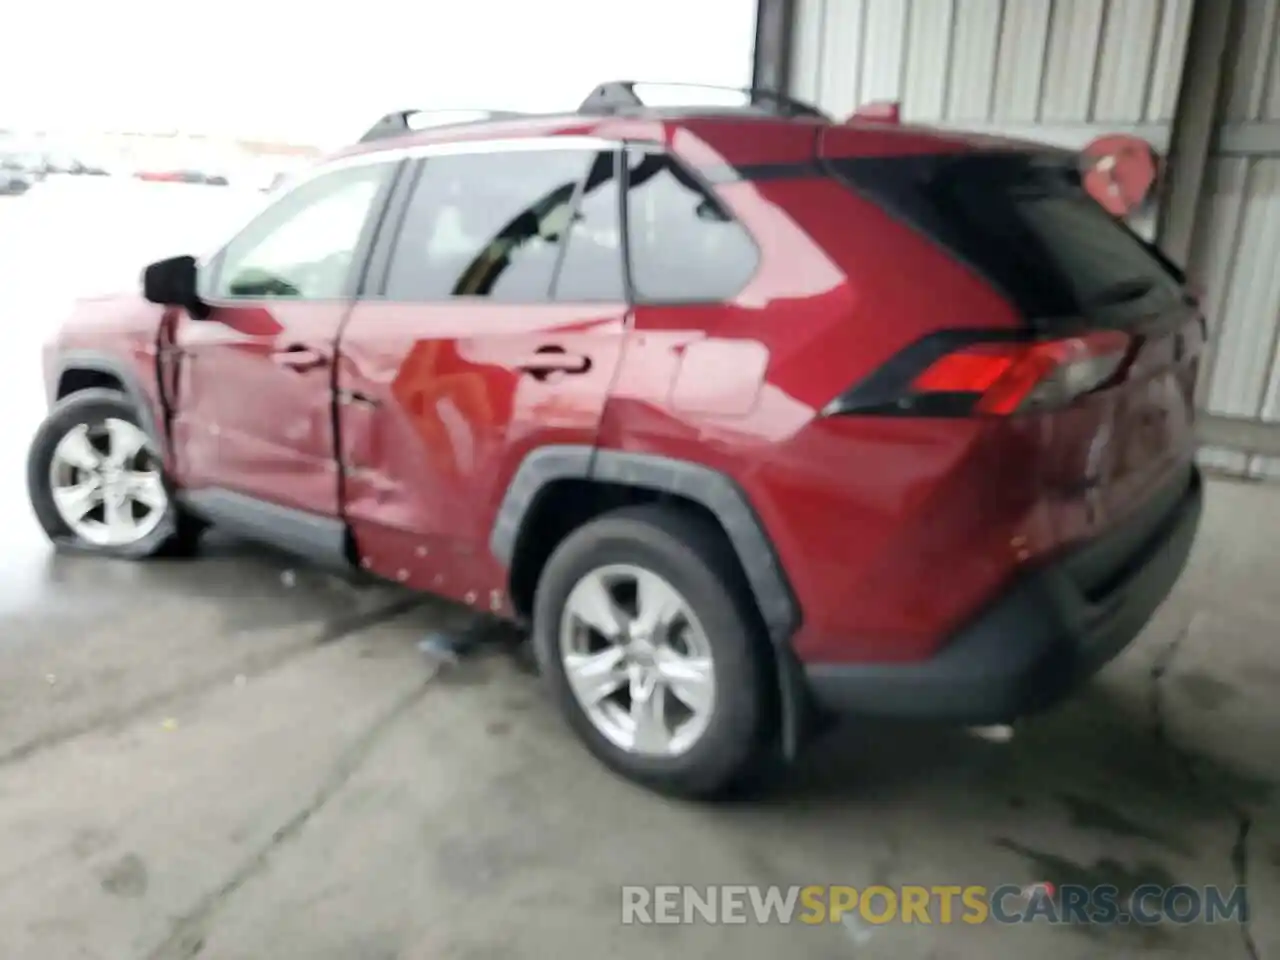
[361,155,426,298]
[546,147,628,304]
[620,140,762,308]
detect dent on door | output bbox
[335,303,627,610]
[168,301,346,517]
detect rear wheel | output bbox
[532,504,772,798]
[27,389,204,559]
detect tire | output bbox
[27,388,205,559]
[532,504,774,799]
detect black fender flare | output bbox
[52,350,165,451]
[490,446,812,757]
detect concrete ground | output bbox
[2,180,1277,960]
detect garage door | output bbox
[1187,0,1280,478]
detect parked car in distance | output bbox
[46,153,87,175]
[7,151,50,179]
[0,168,31,195]
[135,168,229,185]
[28,82,1204,798]
[0,153,35,194]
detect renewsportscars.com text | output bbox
[621,883,1249,927]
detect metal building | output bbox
[752,0,1280,476]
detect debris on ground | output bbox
[417,631,468,664]
[416,617,531,668]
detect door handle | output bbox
[271,345,329,371]
[517,346,592,380]
[337,388,380,408]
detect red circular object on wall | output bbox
[1080,134,1158,217]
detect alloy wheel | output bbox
[48,418,168,546]
[559,563,716,757]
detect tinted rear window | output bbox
[827,152,1184,322]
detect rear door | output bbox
[334,139,629,599]
[166,160,399,516]
[826,150,1202,545]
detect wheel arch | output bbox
[491,446,812,758]
[52,351,164,452]
[491,446,799,642]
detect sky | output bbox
[0,0,757,145]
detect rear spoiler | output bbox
[847,101,901,124]
[833,105,1160,220]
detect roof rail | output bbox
[577,81,829,120]
[355,83,831,147]
[357,108,528,144]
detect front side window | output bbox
[624,147,758,303]
[383,148,596,302]
[211,162,390,300]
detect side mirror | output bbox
[142,255,211,319]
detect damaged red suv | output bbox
[29,83,1203,797]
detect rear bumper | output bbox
[803,467,1203,723]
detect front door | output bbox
[165,160,398,517]
[335,143,629,603]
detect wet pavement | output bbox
[0,181,1277,960]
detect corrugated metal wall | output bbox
[788,0,1280,475]
[790,0,1193,150]
[1187,0,1280,478]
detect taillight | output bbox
[822,330,1132,418]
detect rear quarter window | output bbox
[624,147,758,303]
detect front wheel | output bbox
[27,388,204,559]
[532,504,774,798]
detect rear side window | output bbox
[624,147,758,303]
[383,148,594,301]
[827,152,1184,322]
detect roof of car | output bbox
[331,83,830,157]
[323,80,1075,174]
[328,114,1068,180]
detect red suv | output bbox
[28,83,1203,797]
